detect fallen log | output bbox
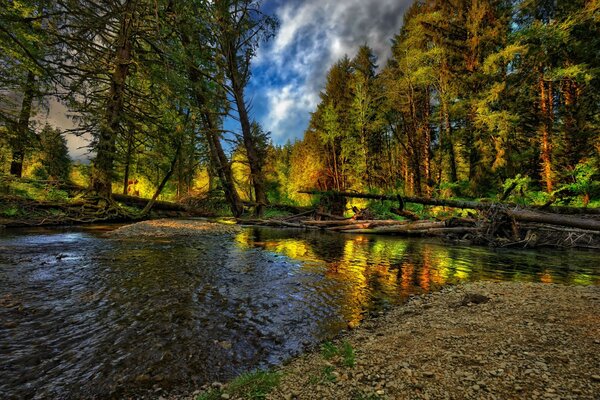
[298,190,600,215]
[327,219,445,232]
[344,227,478,236]
[304,219,402,227]
[237,219,319,229]
[341,221,448,234]
[507,210,600,231]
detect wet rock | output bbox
[456,293,490,307]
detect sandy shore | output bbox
[256,281,599,400]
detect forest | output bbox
[1,0,599,221]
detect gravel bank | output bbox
[264,282,600,400]
[106,219,240,238]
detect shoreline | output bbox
[188,281,599,400]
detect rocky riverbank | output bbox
[106,219,240,238]
[262,281,600,400]
[184,281,600,400]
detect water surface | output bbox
[0,225,598,399]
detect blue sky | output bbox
[230,0,411,145]
[51,0,411,159]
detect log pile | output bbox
[237,190,600,250]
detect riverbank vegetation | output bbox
[1,1,599,233]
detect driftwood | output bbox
[274,189,600,249]
[506,209,600,231]
[238,218,319,229]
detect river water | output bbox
[1,225,598,399]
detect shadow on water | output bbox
[0,225,598,398]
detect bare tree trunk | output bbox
[138,139,181,216]
[539,76,554,193]
[204,115,244,217]
[422,87,432,194]
[122,124,135,195]
[10,70,36,177]
[178,30,243,217]
[230,75,268,216]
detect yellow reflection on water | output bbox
[234,229,598,325]
[540,270,554,283]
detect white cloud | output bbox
[253,0,412,143]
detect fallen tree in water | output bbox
[237,190,600,249]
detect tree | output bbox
[210,0,278,216]
[38,124,71,181]
[0,0,50,177]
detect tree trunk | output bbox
[539,77,554,193]
[205,117,244,217]
[122,124,134,195]
[422,87,432,194]
[10,70,36,178]
[228,59,268,217]
[178,30,243,217]
[138,140,181,216]
[91,0,135,199]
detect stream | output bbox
[1,224,598,399]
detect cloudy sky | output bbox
[48,0,411,158]
[244,0,411,144]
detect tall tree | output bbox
[210,0,277,216]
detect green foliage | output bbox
[553,160,600,206]
[321,341,355,368]
[227,370,281,399]
[38,125,71,182]
[502,174,533,204]
[351,392,384,400]
[197,370,281,400]
[46,188,69,202]
[367,200,404,221]
[321,342,338,360]
[31,165,49,181]
[0,206,20,217]
[321,365,337,383]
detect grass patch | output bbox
[340,341,355,367]
[321,341,355,368]
[263,208,293,219]
[321,341,338,360]
[0,206,20,217]
[351,392,384,400]
[196,370,281,400]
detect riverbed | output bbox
[0,223,598,399]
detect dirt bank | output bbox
[106,219,240,238]
[260,281,599,400]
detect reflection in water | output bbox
[0,225,598,399]
[236,228,600,328]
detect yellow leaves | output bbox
[482,44,527,75]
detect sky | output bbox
[47,0,411,159]
[244,0,411,145]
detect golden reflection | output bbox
[540,270,554,283]
[234,229,593,326]
[235,231,401,328]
